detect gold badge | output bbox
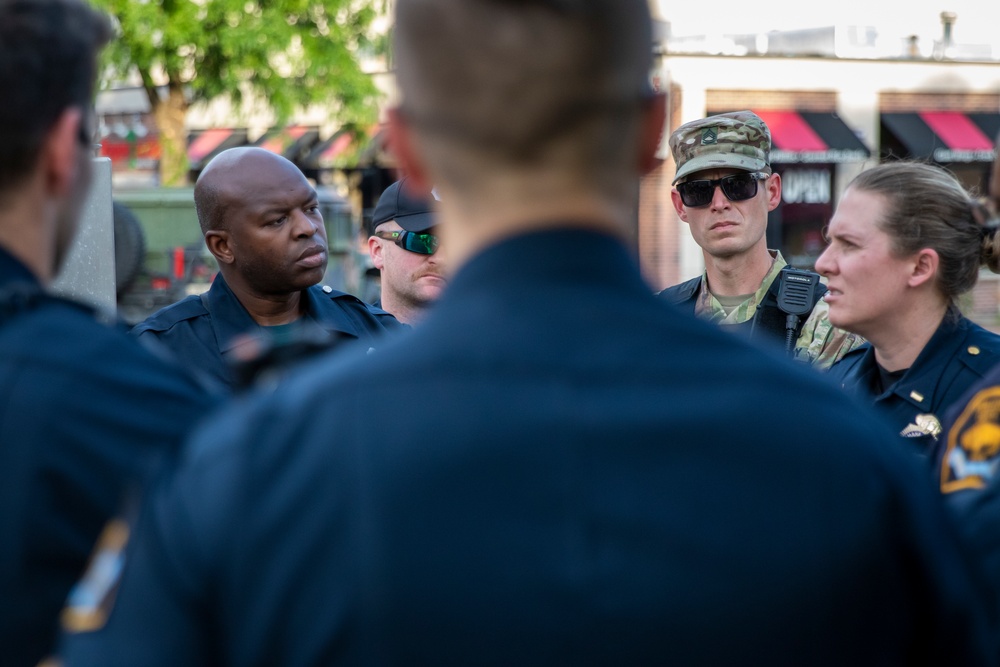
[941,387,1000,494]
[900,414,941,439]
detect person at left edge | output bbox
[131,147,404,390]
[0,1,218,665]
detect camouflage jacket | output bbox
[690,251,864,369]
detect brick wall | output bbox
[879,92,1000,112]
[638,82,684,289]
[705,90,838,112]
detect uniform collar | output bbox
[0,246,42,287]
[694,249,785,322]
[440,228,648,304]
[857,313,968,411]
[206,274,363,353]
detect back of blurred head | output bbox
[391,0,658,211]
[0,0,111,281]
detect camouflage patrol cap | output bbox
[669,111,771,184]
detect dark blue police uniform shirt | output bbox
[62,230,998,666]
[0,246,218,667]
[930,361,1000,620]
[826,313,1000,457]
[131,273,404,390]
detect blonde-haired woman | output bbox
[818,161,1000,456]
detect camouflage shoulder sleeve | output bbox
[793,298,865,370]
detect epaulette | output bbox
[131,295,209,333]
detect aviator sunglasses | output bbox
[374,230,439,255]
[676,172,769,208]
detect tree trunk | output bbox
[154,82,189,186]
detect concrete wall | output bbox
[51,156,116,314]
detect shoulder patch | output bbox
[61,519,129,633]
[940,386,1000,494]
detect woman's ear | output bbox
[908,248,940,288]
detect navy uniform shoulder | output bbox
[825,342,870,383]
[317,284,367,306]
[656,276,701,304]
[130,294,208,336]
[314,285,404,328]
[958,320,1000,376]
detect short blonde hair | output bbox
[393,0,654,188]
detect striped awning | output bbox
[752,110,871,164]
[881,112,1000,163]
[187,128,248,169]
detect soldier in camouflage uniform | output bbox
[658,111,861,369]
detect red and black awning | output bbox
[752,110,871,164]
[253,125,320,162]
[187,128,248,169]
[881,112,1000,163]
[301,130,357,170]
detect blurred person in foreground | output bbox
[132,147,402,390]
[930,133,1000,611]
[0,1,217,665]
[62,0,999,665]
[819,161,1000,457]
[659,110,862,368]
[368,177,447,324]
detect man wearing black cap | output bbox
[368,177,447,324]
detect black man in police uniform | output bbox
[132,147,403,390]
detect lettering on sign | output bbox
[782,169,831,205]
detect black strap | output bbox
[751,267,826,345]
[657,269,824,353]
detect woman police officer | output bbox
[818,160,1000,457]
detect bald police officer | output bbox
[660,111,862,368]
[64,1,998,665]
[132,147,402,389]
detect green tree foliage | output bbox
[93,0,384,185]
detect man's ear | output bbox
[368,235,386,270]
[205,230,235,265]
[670,188,689,223]
[43,107,85,196]
[909,248,939,288]
[387,107,432,192]
[638,92,667,175]
[763,172,782,212]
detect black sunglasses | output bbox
[677,172,769,208]
[374,230,439,255]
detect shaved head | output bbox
[195,147,303,234]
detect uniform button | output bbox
[322,285,333,294]
[968,346,981,355]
